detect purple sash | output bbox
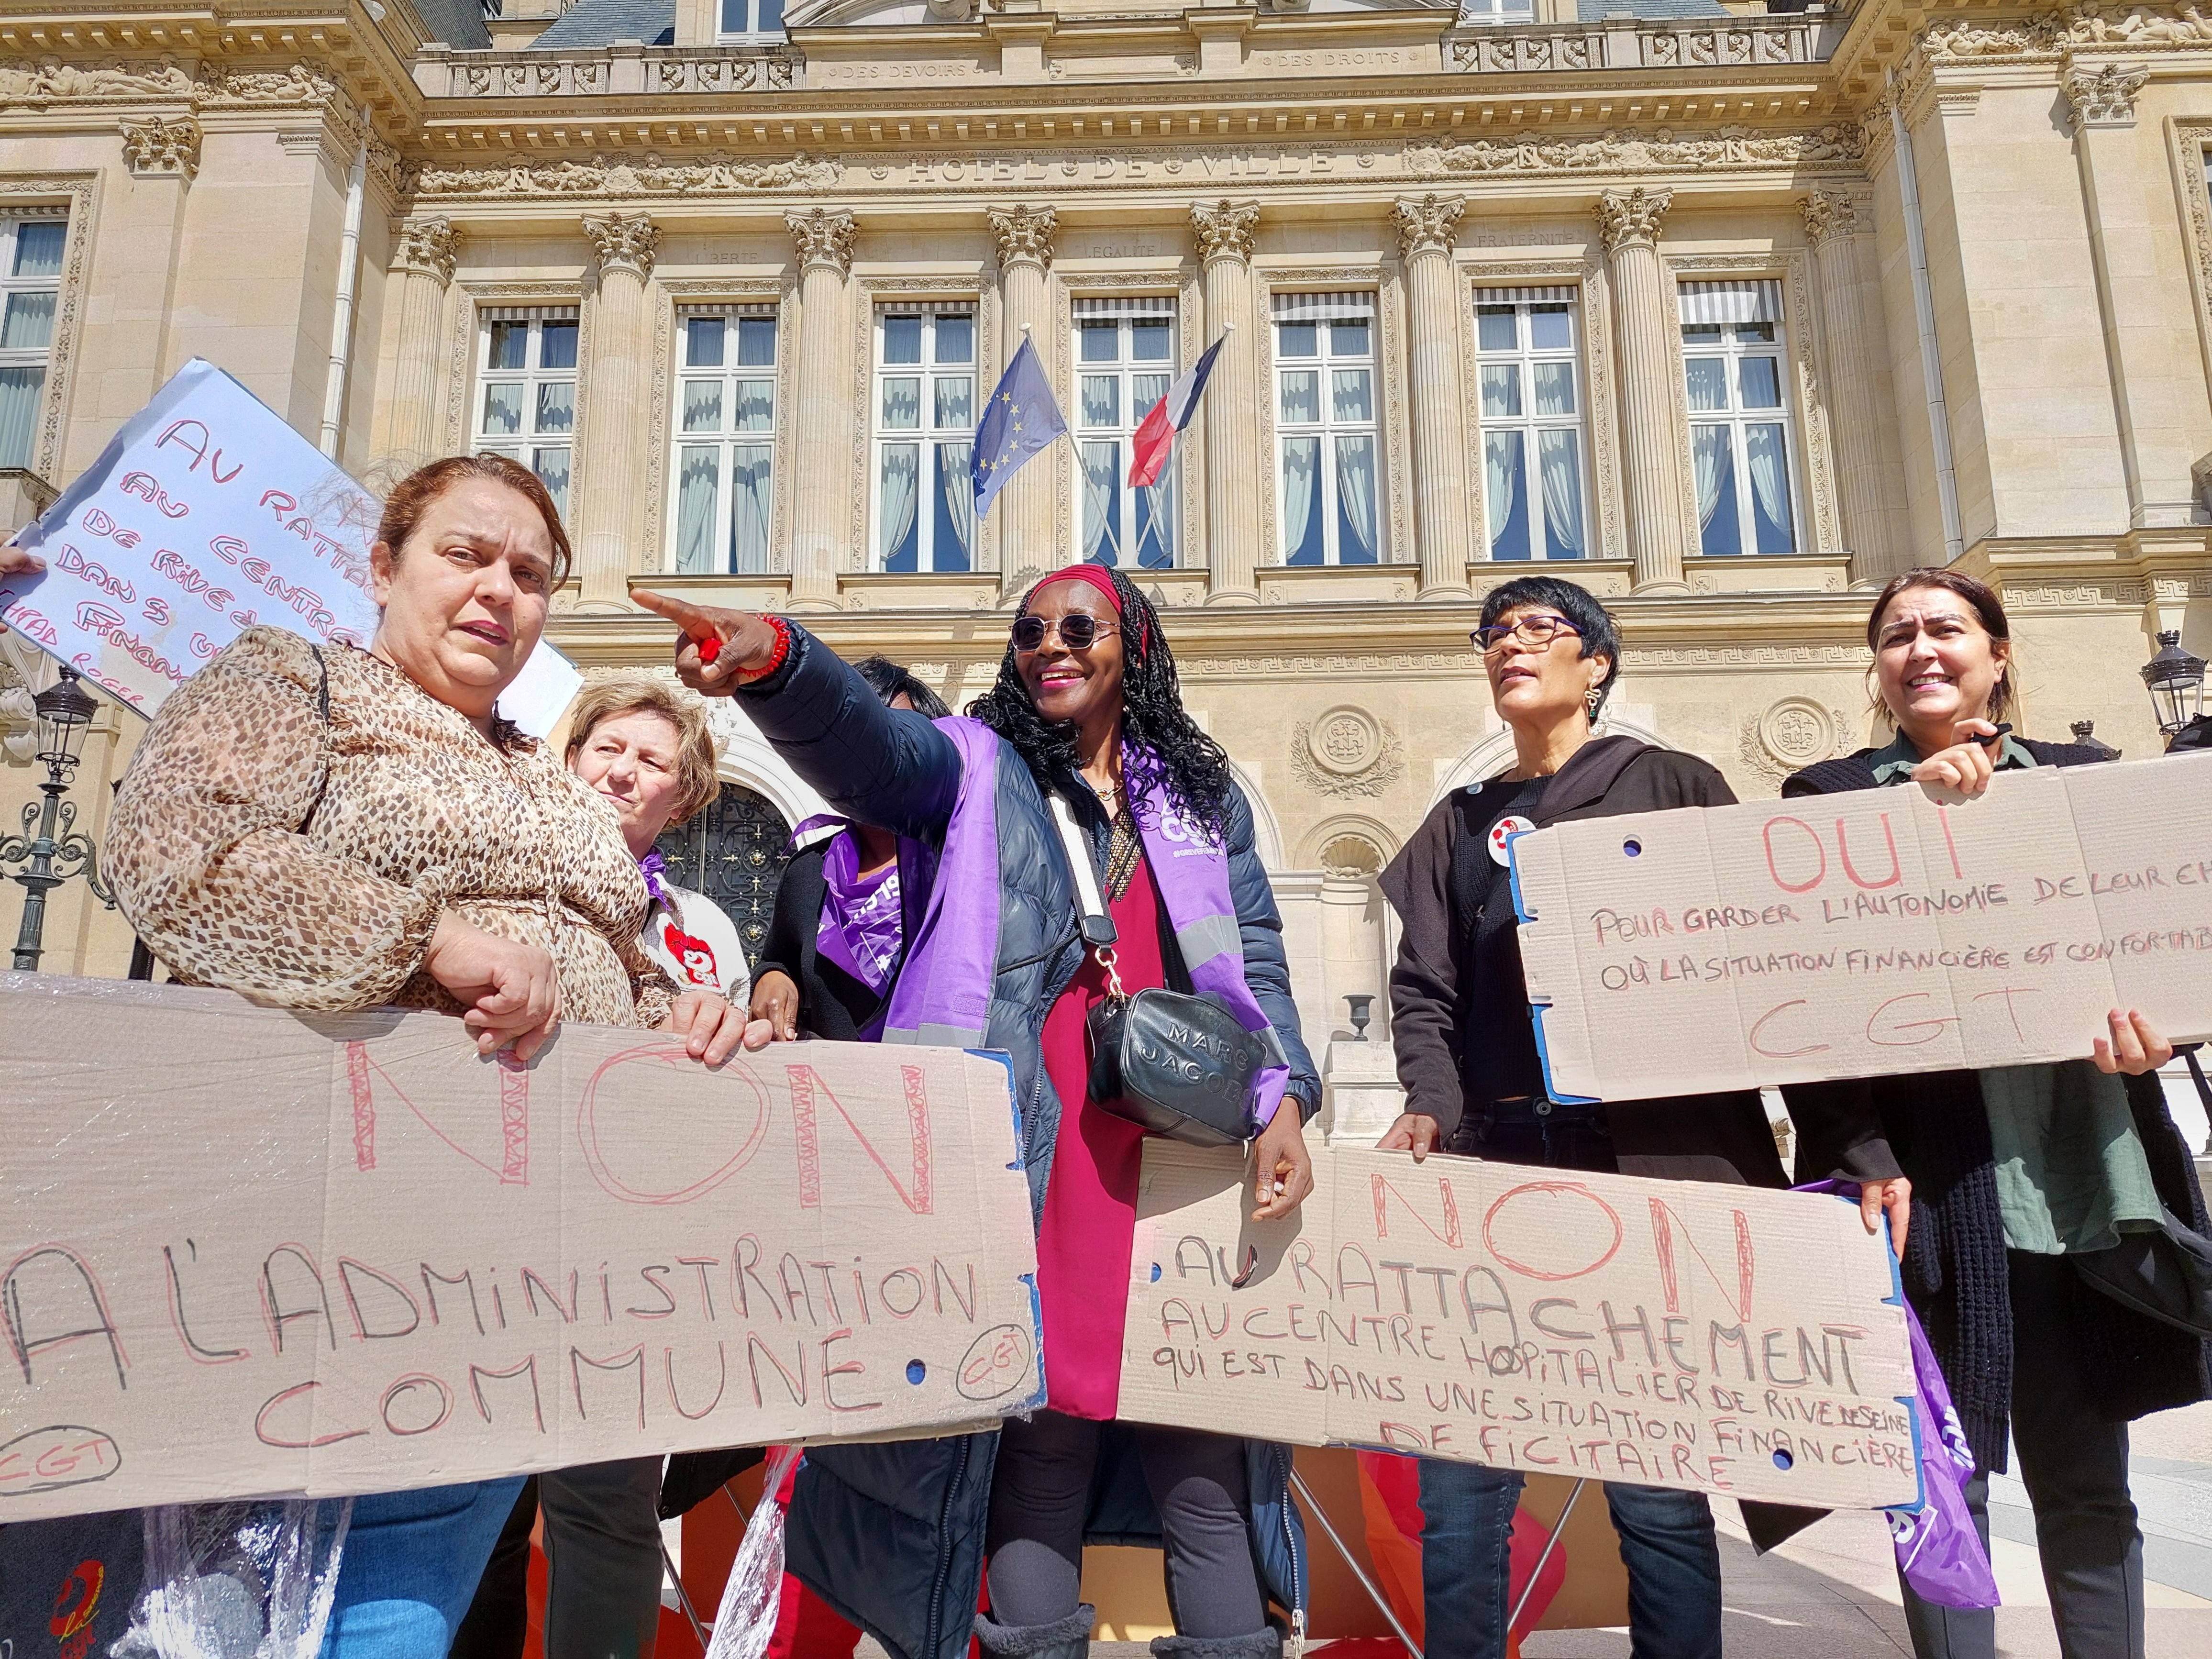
[879,717,1003,1050]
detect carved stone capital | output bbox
[785,206,856,275]
[1191,199,1260,267]
[987,204,1058,272]
[583,210,661,280]
[2065,62,2150,129]
[393,217,462,286]
[1797,188,1862,248]
[1595,186,1672,254]
[119,116,199,179]
[1391,193,1465,262]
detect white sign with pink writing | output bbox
[2,359,578,736]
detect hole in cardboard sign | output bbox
[1623,838,1642,858]
[906,1360,927,1385]
[1772,1448,1794,1471]
[1150,1263,1162,1282]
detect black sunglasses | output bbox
[1011,614,1108,652]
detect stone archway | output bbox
[1426,692,1679,809]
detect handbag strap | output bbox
[1047,790,1127,999]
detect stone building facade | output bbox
[2,0,2209,1130]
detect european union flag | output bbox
[972,334,1068,520]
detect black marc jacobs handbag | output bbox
[1050,794,1260,1147]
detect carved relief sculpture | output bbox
[118,116,201,178]
[1191,199,1261,265]
[1392,194,1466,261]
[409,153,839,200]
[583,211,662,281]
[987,205,1060,271]
[2065,62,2152,127]
[0,58,195,103]
[1595,186,1673,252]
[786,207,857,275]
[393,218,463,287]
[1406,125,1863,179]
[1797,188,1860,246]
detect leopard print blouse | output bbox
[107,626,675,1029]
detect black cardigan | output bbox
[751,838,891,1041]
[1784,738,2212,1471]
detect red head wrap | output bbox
[1025,564,1148,656]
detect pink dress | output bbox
[1035,847,1166,1420]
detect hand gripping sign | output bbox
[0,974,1043,1520]
[1117,1142,1919,1512]
[1510,752,2212,1103]
[0,358,580,736]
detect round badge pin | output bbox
[1489,814,1536,866]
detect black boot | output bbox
[1149,1630,1284,1659]
[973,1604,1096,1659]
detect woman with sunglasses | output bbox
[634,570,1316,1659]
[1378,575,1803,1659]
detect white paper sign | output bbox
[2,359,581,737]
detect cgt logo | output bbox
[49,1559,103,1659]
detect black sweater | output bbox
[750,838,891,1041]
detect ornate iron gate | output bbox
[653,786,793,967]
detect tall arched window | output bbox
[653,785,794,966]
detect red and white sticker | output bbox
[1489,814,1536,866]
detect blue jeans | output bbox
[1418,1459,1723,1659]
[318,1478,527,1658]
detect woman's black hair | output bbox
[1479,574,1623,716]
[853,655,951,720]
[967,565,1236,841]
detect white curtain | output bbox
[681,380,721,433]
[938,442,975,565]
[1336,435,1378,563]
[1,290,55,351]
[0,367,41,470]
[1692,426,1728,530]
[675,446,719,574]
[1281,437,1319,562]
[731,445,772,573]
[1080,441,1117,563]
[1537,431,1584,558]
[1532,362,1575,418]
[877,444,919,565]
[1080,376,1117,428]
[879,377,920,431]
[735,379,774,433]
[1484,432,1517,550]
[1744,424,1791,550]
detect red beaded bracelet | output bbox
[730,614,792,685]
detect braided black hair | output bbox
[967,565,1236,843]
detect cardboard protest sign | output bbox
[1117,1143,1917,1511]
[1509,752,2212,1103]
[1,359,581,736]
[0,974,1041,1521]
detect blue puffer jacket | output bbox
[730,627,1317,1659]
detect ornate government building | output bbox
[3,0,2210,1125]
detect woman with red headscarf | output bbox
[636,567,1318,1659]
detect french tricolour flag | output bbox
[1127,328,1228,487]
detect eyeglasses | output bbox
[1011,614,1108,653]
[1472,615,1582,654]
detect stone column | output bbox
[1393,194,1471,597]
[1595,187,1688,594]
[385,217,460,464]
[1193,199,1261,603]
[785,208,857,607]
[571,212,660,607]
[988,205,1059,593]
[1800,189,1906,582]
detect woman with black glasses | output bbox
[1378,575,1818,1659]
[634,569,1317,1659]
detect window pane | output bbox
[736,317,776,367]
[487,321,527,372]
[721,0,746,30]
[1334,435,1380,564]
[731,444,773,574]
[481,382,523,437]
[1681,323,1724,347]
[932,442,973,571]
[1485,431,1529,562]
[736,379,775,433]
[880,376,921,430]
[1693,426,1741,556]
[1738,356,1783,410]
[882,315,923,365]
[1276,321,1317,359]
[1332,368,1373,424]
[1536,430,1586,560]
[878,443,920,570]
[757,0,784,30]
[1745,423,1794,553]
[531,446,571,519]
[933,375,972,430]
[1136,468,1176,569]
[0,365,43,468]
[538,320,578,370]
[675,446,720,574]
[1737,321,1777,344]
[1330,318,1371,357]
[1131,372,1171,411]
[0,291,55,352]
[1279,369,1319,425]
[1529,305,1573,352]
[1079,320,1120,364]
[1476,306,1517,352]
[1081,376,1118,428]
[686,317,726,368]
[1081,439,1122,564]
[681,380,723,433]
[1131,319,1172,362]
[1684,358,1729,412]
[1281,435,1324,566]
[533,380,575,436]
[11,221,64,278]
[933,313,973,365]
[1532,361,1576,418]
[1480,364,1521,420]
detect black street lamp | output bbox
[2,666,116,971]
[2141,630,2207,739]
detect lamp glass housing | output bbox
[32,668,99,768]
[2142,630,2207,736]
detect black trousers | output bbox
[1903,1251,2145,1659]
[984,1411,1266,1639]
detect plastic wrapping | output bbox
[1888,1301,2001,1611]
[704,1446,802,1659]
[110,1498,352,1659]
